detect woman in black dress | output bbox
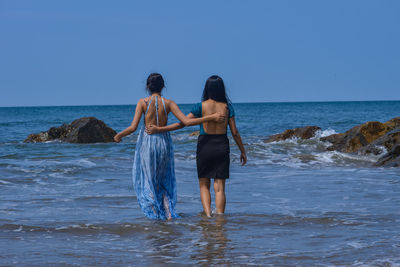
[147,75,247,217]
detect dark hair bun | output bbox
[146,73,165,94]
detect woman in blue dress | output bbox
[146,75,247,217]
[113,73,225,220]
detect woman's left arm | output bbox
[228,116,247,165]
[114,100,144,142]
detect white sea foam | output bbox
[352,257,400,266]
[76,159,96,167]
[313,150,379,165]
[314,151,336,163]
[13,226,23,232]
[316,128,337,138]
[48,172,64,178]
[172,133,198,142]
[44,140,59,143]
[347,241,366,249]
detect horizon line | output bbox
[1,99,400,108]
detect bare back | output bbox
[201,100,229,134]
[143,96,168,127]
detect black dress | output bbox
[196,134,230,179]
[190,102,235,179]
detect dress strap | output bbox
[145,96,153,115]
[155,96,159,126]
[161,97,168,120]
[144,96,153,125]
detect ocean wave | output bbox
[171,132,198,143]
[0,222,159,235]
[0,179,13,185]
[74,194,135,201]
[0,127,388,175]
[352,258,400,266]
[75,159,96,167]
[3,158,98,175]
[0,212,371,236]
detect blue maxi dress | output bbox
[132,96,178,220]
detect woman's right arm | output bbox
[146,101,224,134]
[228,116,247,165]
[114,99,144,142]
[146,121,185,134]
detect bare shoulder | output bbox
[202,99,212,107]
[136,98,145,106]
[136,98,148,111]
[162,97,173,104]
[163,98,177,108]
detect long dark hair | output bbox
[202,75,230,103]
[146,73,165,94]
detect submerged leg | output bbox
[199,178,211,217]
[163,193,172,220]
[149,193,159,218]
[214,179,226,214]
[199,178,212,217]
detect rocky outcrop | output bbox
[320,117,400,153]
[263,126,321,143]
[25,117,117,143]
[264,117,400,167]
[318,117,400,167]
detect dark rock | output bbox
[379,129,400,151]
[375,145,400,167]
[25,132,49,143]
[48,125,70,140]
[264,126,321,143]
[24,117,116,144]
[189,131,200,137]
[359,129,400,155]
[320,119,400,153]
[384,117,400,131]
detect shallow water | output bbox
[1,101,400,265]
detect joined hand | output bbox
[146,124,158,135]
[213,112,226,122]
[114,135,122,143]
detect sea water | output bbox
[1,101,400,265]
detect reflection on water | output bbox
[192,214,230,265]
[141,222,184,266]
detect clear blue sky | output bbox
[1,0,399,107]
